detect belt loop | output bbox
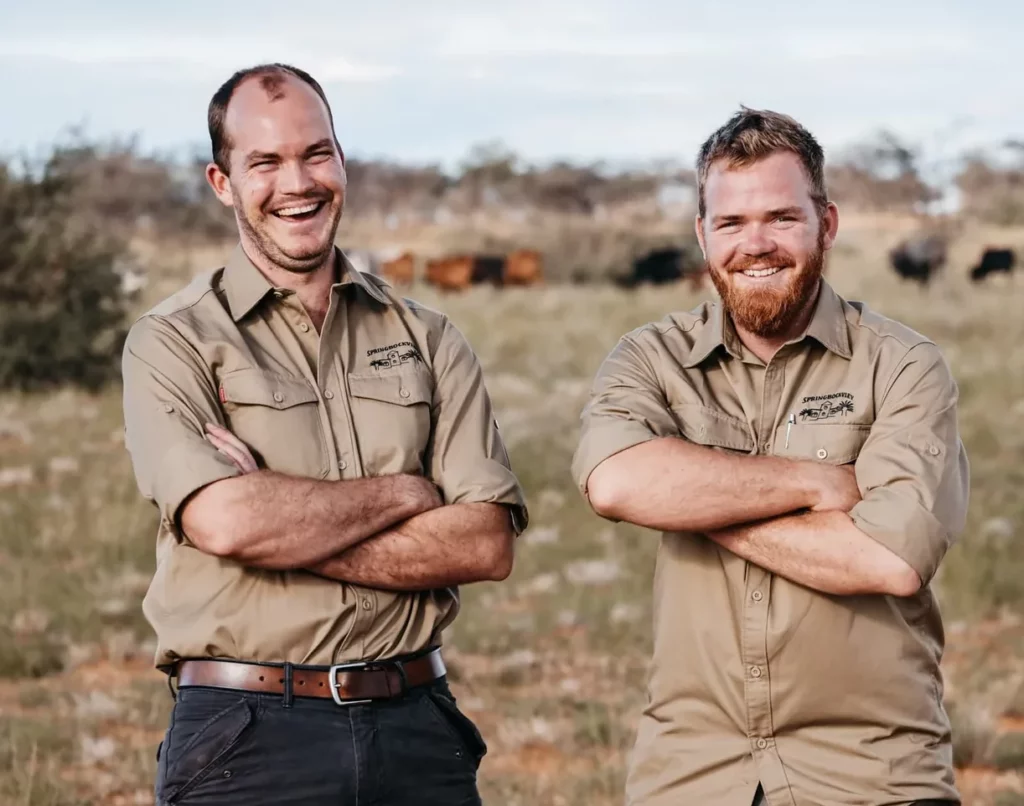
[282,663,294,708]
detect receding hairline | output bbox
[219,70,335,159]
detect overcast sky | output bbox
[1,0,1020,171]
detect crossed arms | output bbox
[122,315,522,592]
[574,336,969,599]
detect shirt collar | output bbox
[682,277,851,368]
[222,244,392,322]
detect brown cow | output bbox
[425,254,505,291]
[504,249,544,286]
[380,251,416,286]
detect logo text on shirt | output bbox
[799,392,854,421]
[367,341,422,370]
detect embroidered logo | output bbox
[367,341,422,371]
[798,392,854,421]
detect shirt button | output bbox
[339,460,347,471]
[162,404,174,413]
[750,666,762,679]
[762,442,770,453]
[928,444,940,456]
[751,590,763,602]
[757,738,768,750]
[362,599,372,611]
[324,390,334,399]
[273,392,283,403]
[816,448,828,459]
[299,322,310,333]
[399,389,411,399]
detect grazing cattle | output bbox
[425,254,505,291]
[504,249,544,286]
[970,248,1015,282]
[617,246,705,290]
[888,235,947,286]
[380,251,416,286]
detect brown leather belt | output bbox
[175,648,446,705]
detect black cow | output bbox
[888,235,947,286]
[970,248,1015,282]
[617,247,702,288]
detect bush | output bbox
[0,157,131,391]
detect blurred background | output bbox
[1,2,1023,804]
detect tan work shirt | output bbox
[572,280,969,806]
[122,245,527,671]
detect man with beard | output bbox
[572,108,968,806]
[121,64,527,805]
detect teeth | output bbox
[741,267,782,278]
[275,202,320,217]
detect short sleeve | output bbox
[848,342,970,585]
[571,333,679,500]
[121,316,241,537]
[426,317,529,534]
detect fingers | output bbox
[205,423,259,473]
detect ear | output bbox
[821,202,840,251]
[694,214,707,258]
[205,162,235,208]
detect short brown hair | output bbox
[696,106,827,219]
[208,63,341,174]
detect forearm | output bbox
[587,437,820,532]
[182,471,438,569]
[707,510,921,596]
[309,503,515,590]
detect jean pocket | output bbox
[423,688,488,766]
[158,697,253,803]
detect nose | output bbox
[277,158,316,197]
[738,223,776,257]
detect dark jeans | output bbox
[155,677,486,805]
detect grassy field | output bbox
[2,216,1024,805]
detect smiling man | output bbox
[572,108,969,806]
[121,64,527,805]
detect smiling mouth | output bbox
[738,267,785,278]
[272,201,325,222]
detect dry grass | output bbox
[1,215,1023,804]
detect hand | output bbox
[809,463,862,512]
[205,423,259,474]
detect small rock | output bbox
[80,735,117,764]
[0,466,34,487]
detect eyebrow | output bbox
[244,150,280,166]
[303,139,335,155]
[711,206,806,224]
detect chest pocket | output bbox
[779,422,871,465]
[672,403,755,454]
[219,369,329,478]
[347,363,433,475]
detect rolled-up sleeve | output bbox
[571,332,680,500]
[849,342,969,585]
[427,317,529,534]
[121,316,241,537]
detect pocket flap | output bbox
[785,422,871,464]
[220,370,319,409]
[348,366,432,406]
[672,403,754,452]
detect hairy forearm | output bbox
[182,471,438,569]
[309,503,515,590]
[707,510,921,596]
[587,438,821,532]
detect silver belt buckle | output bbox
[328,661,374,707]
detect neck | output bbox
[240,238,337,331]
[733,283,821,365]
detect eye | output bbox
[307,150,333,162]
[716,222,741,232]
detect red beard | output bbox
[708,231,826,338]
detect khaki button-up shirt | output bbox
[572,280,969,806]
[122,245,527,671]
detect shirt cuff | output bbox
[571,418,659,499]
[440,458,530,536]
[848,488,950,586]
[153,441,244,536]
